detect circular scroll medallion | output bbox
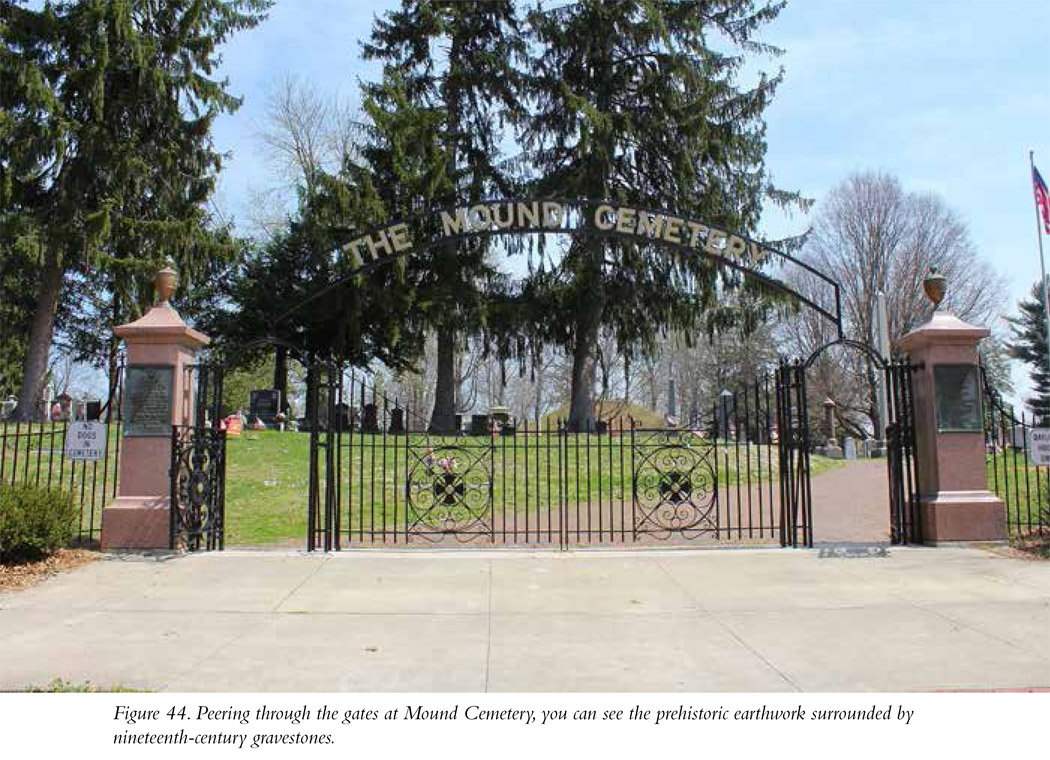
[635,441,717,533]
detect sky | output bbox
[204,0,1050,399]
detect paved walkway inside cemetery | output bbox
[811,460,892,544]
[1,546,1047,692]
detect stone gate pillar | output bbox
[100,268,210,549]
[898,269,1005,544]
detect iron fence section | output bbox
[0,361,125,545]
[982,369,1050,536]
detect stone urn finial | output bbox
[923,265,947,311]
[155,266,178,307]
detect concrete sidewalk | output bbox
[1,546,1047,692]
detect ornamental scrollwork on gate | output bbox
[406,436,493,541]
[632,430,718,538]
[171,426,225,551]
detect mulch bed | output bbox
[0,549,99,592]
[982,532,1050,561]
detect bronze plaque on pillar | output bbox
[124,365,174,437]
[934,364,982,432]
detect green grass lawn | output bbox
[986,450,1050,533]
[224,429,843,546]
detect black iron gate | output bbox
[885,358,920,544]
[775,361,813,548]
[170,361,226,551]
[307,367,811,550]
[307,361,343,552]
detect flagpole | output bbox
[1030,149,1050,382]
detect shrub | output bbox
[0,483,77,563]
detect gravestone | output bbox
[86,400,102,421]
[361,403,379,433]
[250,389,281,429]
[389,407,405,434]
[822,398,836,441]
[469,414,489,436]
[717,390,735,439]
[843,437,857,460]
[861,439,873,458]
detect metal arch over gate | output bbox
[278,197,846,337]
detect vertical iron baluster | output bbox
[586,418,593,543]
[381,395,388,544]
[712,401,720,540]
[574,422,581,544]
[11,421,21,485]
[520,417,529,541]
[0,422,7,484]
[1021,409,1033,534]
[613,415,621,541]
[545,418,552,543]
[753,379,763,538]
[359,379,366,542]
[733,390,742,540]
[335,370,343,550]
[502,420,508,543]
[47,420,58,491]
[629,419,637,542]
[534,421,541,544]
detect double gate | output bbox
[307,363,819,551]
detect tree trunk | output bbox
[567,310,601,431]
[273,345,289,415]
[430,327,457,433]
[12,249,63,421]
[105,290,120,423]
[304,361,315,425]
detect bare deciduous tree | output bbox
[783,171,1006,436]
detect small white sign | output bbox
[1029,428,1050,466]
[65,421,106,461]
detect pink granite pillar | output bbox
[100,268,210,549]
[899,307,1005,544]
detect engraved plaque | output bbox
[124,365,174,437]
[934,365,982,432]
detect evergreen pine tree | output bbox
[362,0,525,432]
[1,0,270,420]
[522,0,803,428]
[1007,279,1050,422]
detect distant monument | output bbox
[250,389,281,429]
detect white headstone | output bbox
[843,436,857,460]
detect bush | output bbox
[0,483,77,563]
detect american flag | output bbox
[1034,164,1050,235]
